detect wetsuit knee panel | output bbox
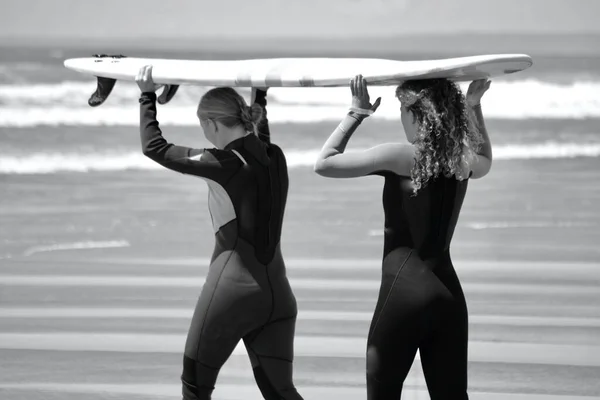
[182,355,219,400]
[252,365,301,400]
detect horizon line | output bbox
[2,31,600,42]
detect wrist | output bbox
[338,113,362,134]
[349,106,373,117]
[139,92,157,103]
[348,111,366,123]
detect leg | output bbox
[181,253,265,400]
[181,289,243,400]
[419,266,469,400]
[243,316,304,400]
[366,250,424,400]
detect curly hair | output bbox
[395,79,483,194]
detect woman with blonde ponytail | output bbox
[136,65,304,400]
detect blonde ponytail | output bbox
[197,87,264,137]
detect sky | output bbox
[2,0,600,40]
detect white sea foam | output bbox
[1,142,598,174]
[1,79,600,126]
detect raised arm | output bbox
[314,75,415,178]
[251,88,270,144]
[137,65,241,180]
[465,79,493,179]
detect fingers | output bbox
[146,65,153,82]
[362,76,370,99]
[135,66,144,82]
[350,78,356,96]
[478,78,491,88]
[371,97,382,111]
[143,65,153,83]
[468,78,491,96]
[136,65,153,81]
[136,65,160,93]
[357,75,364,98]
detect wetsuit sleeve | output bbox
[253,89,271,144]
[139,92,241,181]
[314,113,415,178]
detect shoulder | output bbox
[266,143,288,169]
[267,142,283,153]
[197,148,245,166]
[368,143,416,176]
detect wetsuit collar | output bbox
[225,134,271,166]
[224,136,246,150]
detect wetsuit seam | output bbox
[221,153,244,188]
[195,238,237,361]
[265,163,276,326]
[266,162,275,262]
[261,315,296,328]
[262,262,276,336]
[195,359,221,371]
[368,249,413,341]
[245,315,295,349]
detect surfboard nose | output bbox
[63,58,88,72]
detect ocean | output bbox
[1,39,599,399]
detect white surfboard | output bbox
[65,54,532,87]
[63,54,532,106]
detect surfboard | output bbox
[63,54,532,106]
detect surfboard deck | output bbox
[64,54,532,88]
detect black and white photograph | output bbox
[1,1,599,399]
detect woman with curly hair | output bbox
[314,75,492,399]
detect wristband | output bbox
[347,111,365,123]
[349,106,374,116]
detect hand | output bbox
[350,74,381,112]
[466,79,491,107]
[251,87,269,104]
[136,65,163,93]
[251,87,269,99]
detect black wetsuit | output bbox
[139,90,303,400]
[367,172,470,400]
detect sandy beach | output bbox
[1,247,600,399]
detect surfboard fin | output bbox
[88,77,117,107]
[157,84,179,105]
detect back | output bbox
[138,89,287,266]
[379,172,468,261]
[224,135,289,265]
